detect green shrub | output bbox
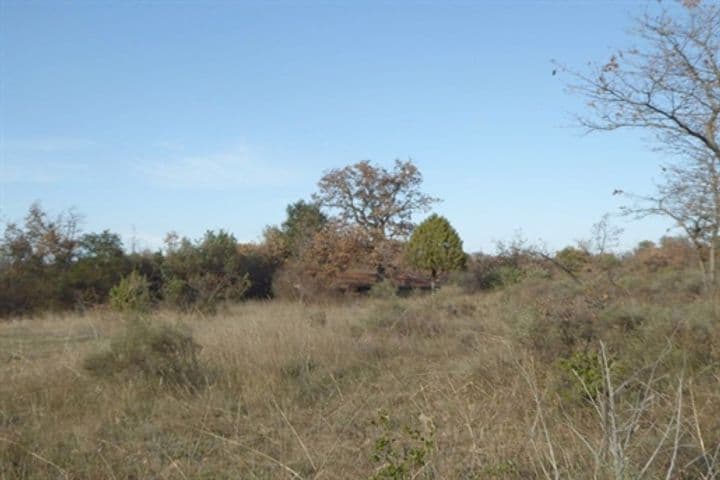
[480,460,522,478]
[557,350,605,401]
[162,230,252,312]
[369,279,398,299]
[495,265,524,287]
[279,356,337,406]
[162,276,196,310]
[109,271,152,313]
[594,252,621,271]
[598,301,656,334]
[626,301,720,371]
[84,319,206,388]
[369,410,435,480]
[450,263,527,292]
[555,246,591,273]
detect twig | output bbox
[0,437,69,479]
[272,398,317,473]
[197,428,304,479]
[688,381,715,478]
[518,359,561,480]
[665,371,684,480]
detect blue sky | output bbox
[0,0,681,253]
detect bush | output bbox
[162,230,252,312]
[555,246,591,273]
[495,265,524,287]
[369,279,398,299]
[505,279,603,360]
[84,319,206,388]
[109,271,152,313]
[454,253,534,292]
[271,262,335,302]
[279,356,337,406]
[557,350,605,401]
[369,410,435,480]
[236,244,278,299]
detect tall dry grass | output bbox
[1,276,718,479]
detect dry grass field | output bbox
[1,274,719,479]
[3,2,719,479]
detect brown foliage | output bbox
[313,159,438,241]
[302,223,375,281]
[271,223,373,300]
[272,221,415,299]
[630,236,696,272]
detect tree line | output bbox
[0,160,466,317]
[3,2,718,315]
[0,157,708,318]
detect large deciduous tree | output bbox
[313,159,438,242]
[564,2,720,293]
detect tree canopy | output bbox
[264,200,327,260]
[313,159,438,241]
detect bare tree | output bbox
[313,159,439,242]
[562,2,720,293]
[1,202,83,268]
[579,213,624,256]
[622,157,720,291]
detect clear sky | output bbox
[0,0,682,253]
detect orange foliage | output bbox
[631,237,696,272]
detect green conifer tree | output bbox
[406,214,466,290]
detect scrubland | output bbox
[1,269,719,479]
